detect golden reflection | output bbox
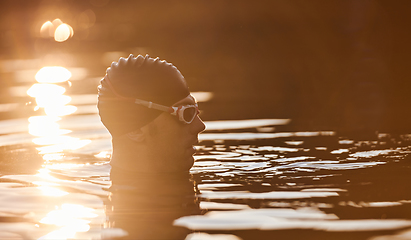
[32,170,69,197]
[94,151,111,159]
[37,95,72,108]
[36,168,60,181]
[40,204,97,239]
[27,83,66,97]
[35,66,72,83]
[36,138,91,154]
[41,204,98,224]
[27,66,91,157]
[27,62,95,238]
[33,136,76,145]
[44,105,77,117]
[38,186,69,197]
[42,153,64,161]
[28,116,70,137]
[28,166,100,238]
[28,116,60,123]
[32,180,59,187]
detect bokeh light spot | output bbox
[40,21,54,38]
[52,18,63,27]
[40,19,74,42]
[54,24,73,42]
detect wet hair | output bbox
[98,54,190,137]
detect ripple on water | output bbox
[199,190,340,200]
[185,232,243,240]
[349,149,398,158]
[174,209,411,232]
[1,114,411,239]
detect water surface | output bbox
[0,64,410,240]
[0,112,411,239]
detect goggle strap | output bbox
[103,76,198,123]
[133,99,170,112]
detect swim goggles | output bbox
[101,76,199,124]
[134,99,199,124]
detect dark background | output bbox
[1,0,410,135]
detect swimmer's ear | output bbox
[126,130,145,142]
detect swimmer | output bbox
[97,54,206,174]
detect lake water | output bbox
[0,65,410,240]
[1,100,411,239]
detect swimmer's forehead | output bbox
[173,94,196,106]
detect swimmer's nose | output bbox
[190,115,206,134]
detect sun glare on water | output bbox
[25,65,96,238]
[35,66,72,83]
[27,66,91,156]
[39,204,98,239]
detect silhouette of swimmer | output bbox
[98,54,205,239]
[98,54,205,173]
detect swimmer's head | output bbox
[97,54,190,137]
